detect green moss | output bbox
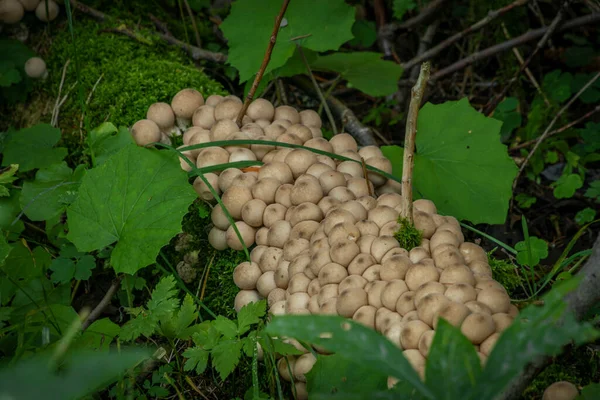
[394,217,423,251]
[45,18,226,135]
[488,253,525,295]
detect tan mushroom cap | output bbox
[18,0,39,11]
[542,381,579,400]
[1,0,24,23]
[24,57,47,79]
[171,88,204,125]
[131,119,161,146]
[147,102,176,135]
[35,0,59,21]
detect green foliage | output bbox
[515,193,537,209]
[488,255,523,294]
[1,124,67,172]
[67,146,197,275]
[47,20,225,130]
[49,244,96,284]
[492,97,522,141]
[0,164,18,197]
[575,208,596,225]
[393,0,417,20]
[349,20,377,47]
[20,162,86,221]
[0,349,150,400]
[311,52,403,96]
[584,180,600,202]
[553,173,583,199]
[221,0,355,83]
[0,39,35,103]
[381,98,518,224]
[266,279,599,400]
[394,217,422,251]
[515,236,549,267]
[88,122,136,166]
[580,383,600,399]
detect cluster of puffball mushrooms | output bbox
[0,0,60,24]
[131,89,575,399]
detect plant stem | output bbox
[400,62,430,223]
[182,0,201,49]
[81,275,123,331]
[235,0,291,127]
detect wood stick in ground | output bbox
[401,62,431,224]
[430,12,600,82]
[401,0,529,71]
[484,0,573,115]
[81,275,123,331]
[511,71,600,195]
[235,0,291,127]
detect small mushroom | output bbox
[542,381,579,400]
[35,0,59,21]
[131,119,161,146]
[147,102,178,136]
[171,88,204,129]
[24,57,47,79]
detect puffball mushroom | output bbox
[208,227,228,250]
[226,221,256,250]
[35,0,59,21]
[542,381,579,400]
[171,88,204,128]
[18,0,39,12]
[147,102,178,136]
[192,174,219,201]
[247,98,275,121]
[24,57,47,79]
[233,262,262,290]
[460,312,495,344]
[234,290,262,312]
[1,0,24,23]
[131,119,161,146]
[336,287,368,317]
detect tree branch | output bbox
[292,76,377,146]
[380,0,447,38]
[499,233,600,400]
[430,12,600,81]
[81,276,123,331]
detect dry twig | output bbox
[81,275,123,331]
[484,0,573,115]
[380,0,447,38]
[401,62,431,223]
[51,59,70,127]
[182,0,202,48]
[235,0,290,127]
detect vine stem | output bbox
[235,0,291,127]
[400,62,430,224]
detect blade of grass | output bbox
[521,216,536,296]
[459,222,517,254]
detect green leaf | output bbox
[0,189,24,237]
[307,353,389,399]
[74,255,96,280]
[0,348,150,400]
[545,151,559,164]
[221,0,355,83]
[20,162,86,221]
[579,383,600,399]
[571,73,600,104]
[175,294,198,338]
[578,122,600,153]
[564,46,595,68]
[9,278,70,323]
[49,257,76,284]
[381,98,518,224]
[0,231,11,266]
[0,164,18,197]
[469,279,599,399]
[265,315,433,398]
[543,70,573,104]
[88,122,136,166]
[312,52,404,96]
[237,300,266,335]
[213,316,238,339]
[1,124,68,172]
[0,66,21,88]
[1,243,51,305]
[553,173,583,199]
[183,347,210,374]
[584,180,600,202]
[515,236,548,266]
[425,319,481,398]
[515,193,537,209]
[77,318,120,351]
[350,19,377,47]
[393,0,416,20]
[575,208,596,225]
[491,97,521,140]
[211,339,243,380]
[66,146,197,274]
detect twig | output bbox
[501,22,550,107]
[510,104,600,151]
[401,62,431,223]
[182,0,201,48]
[51,82,78,127]
[297,45,338,135]
[235,0,290,127]
[374,0,395,61]
[380,0,447,38]
[401,0,529,71]
[361,157,374,197]
[81,275,123,331]
[430,13,600,82]
[292,76,377,145]
[511,71,600,194]
[276,78,288,105]
[79,73,104,133]
[51,59,70,127]
[484,0,573,115]
[69,0,105,20]
[149,13,173,36]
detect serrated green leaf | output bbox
[221,0,355,83]
[515,236,548,266]
[425,319,481,398]
[553,174,583,199]
[20,162,86,221]
[0,164,18,197]
[307,353,388,399]
[0,348,150,400]
[381,98,518,224]
[469,279,599,399]
[214,316,238,339]
[183,347,209,374]
[175,294,198,338]
[312,52,403,96]
[74,255,96,280]
[393,0,416,20]
[575,208,596,225]
[88,122,136,166]
[77,318,120,351]
[265,315,432,398]
[212,339,243,380]
[1,124,67,172]
[147,275,179,318]
[237,300,266,335]
[66,146,197,274]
